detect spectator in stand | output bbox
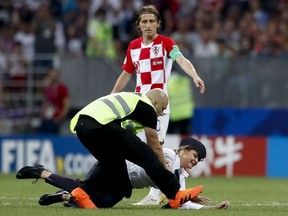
[89,0,123,62]
[216,38,233,58]
[218,19,240,53]
[32,2,64,79]
[3,41,28,108]
[0,26,15,56]
[62,0,89,53]
[14,19,35,62]
[64,24,84,56]
[193,28,218,58]
[237,36,254,57]
[0,25,16,108]
[253,32,271,57]
[86,7,116,60]
[250,0,268,30]
[11,0,42,11]
[33,3,57,61]
[38,68,70,134]
[171,17,199,56]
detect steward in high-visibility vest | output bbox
[70,92,154,133]
[67,89,189,209]
[168,72,194,122]
[86,8,116,60]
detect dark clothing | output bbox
[45,163,125,208]
[34,20,56,54]
[79,100,157,131]
[74,114,180,200]
[45,173,81,192]
[38,119,60,134]
[167,118,191,135]
[123,100,157,129]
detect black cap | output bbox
[179,137,206,161]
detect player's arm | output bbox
[175,55,205,94]
[133,101,167,167]
[200,201,230,209]
[191,196,211,204]
[111,70,132,93]
[179,200,230,210]
[163,150,174,173]
[144,127,166,166]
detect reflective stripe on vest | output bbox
[70,92,154,133]
[99,95,131,118]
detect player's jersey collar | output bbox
[142,34,159,45]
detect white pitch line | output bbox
[0,196,37,200]
[241,202,288,206]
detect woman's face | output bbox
[179,149,200,169]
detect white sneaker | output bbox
[133,194,166,205]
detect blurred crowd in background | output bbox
[1,0,288,64]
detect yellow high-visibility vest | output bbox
[121,120,144,134]
[168,73,194,121]
[86,20,116,60]
[70,92,154,133]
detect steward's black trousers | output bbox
[74,115,180,200]
[45,165,125,208]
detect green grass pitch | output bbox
[0,174,287,216]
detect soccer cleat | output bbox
[39,191,69,206]
[16,164,46,184]
[71,187,97,209]
[133,193,166,205]
[168,185,203,209]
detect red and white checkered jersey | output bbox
[122,34,176,96]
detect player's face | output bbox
[179,149,199,169]
[139,13,160,38]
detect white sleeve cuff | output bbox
[179,201,203,210]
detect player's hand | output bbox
[194,77,205,94]
[216,201,230,209]
[191,196,211,204]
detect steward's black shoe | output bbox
[62,200,80,208]
[16,164,46,183]
[53,190,80,208]
[39,192,66,206]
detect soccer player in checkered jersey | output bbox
[111,5,205,205]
